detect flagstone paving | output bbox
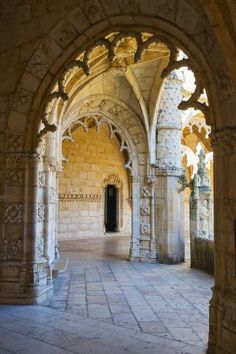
[0,235,213,353]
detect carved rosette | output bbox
[4,204,23,223]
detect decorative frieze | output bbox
[4,203,23,223]
[59,193,102,202]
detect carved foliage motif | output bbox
[2,239,22,260]
[4,204,23,223]
[6,169,24,185]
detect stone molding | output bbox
[59,193,102,202]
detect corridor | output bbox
[0,236,213,354]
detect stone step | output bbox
[51,258,68,278]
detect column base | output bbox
[0,284,53,305]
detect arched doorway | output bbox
[105,184,118,232]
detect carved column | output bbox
[0,152,53,304]
[155,73,185,264]
[208,128,236,354]
[129,176,140,260]
[189,149,214,271]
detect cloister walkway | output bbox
[0,235,213,354]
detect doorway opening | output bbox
[105,184,118,232]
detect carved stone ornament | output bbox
[28,263,47,286]
[140,223,150,235]
[38,171,46,188]
[4,203,23,223]
[38,204,45,222]
[36,235,44,260]
[196,149,211,192]
[7,134,24,152]
[48,159,63,175]
[12,86,33,114]
[140,206,150,216]
[6,169,24,185]
[140,186,151,198]
[138,153,145,166]
[2,239,22,260]
[103,174,122,189]
[59,193,101,202]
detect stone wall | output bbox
[193,238,214,275]
[58,125,131,240]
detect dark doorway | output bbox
[105,185,117,232]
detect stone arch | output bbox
[2,6,236,353]
[6,7,234,155]
[59,94,148,173]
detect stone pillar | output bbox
[190,149,214,271]
[208,128,236,354]
[129,176,140,260]
[155,73,185,264]
[0,151,53,304]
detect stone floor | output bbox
[0,235,213,354]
